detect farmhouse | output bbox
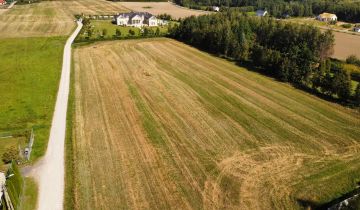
[256,10,268,17]
[317,13,337,22]
[115,12,164,27]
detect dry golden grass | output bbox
[73,38,360,210]
[332,31,360,59]
[0,0,128,37]
[119,2,210,19]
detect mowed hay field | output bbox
[73,38,360,210]
[0,0,128,38]
[119,2,210,19]
[332,31,360,60]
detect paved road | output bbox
[31,21,82,210]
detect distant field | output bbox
[119,2,210,19]
[0,0,128,37]
[0,37,66,160]
[332,31,360,59]
[73,38,360,209]
[0,1,74,37]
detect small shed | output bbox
[256,10,268,17]
[212,6,220,12]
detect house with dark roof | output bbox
[115,12,165,27]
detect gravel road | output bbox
[32,21,82,210]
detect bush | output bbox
[115,29,121,38]
[346,55,360,66]
[129,29,135,36]
[355,83,360,105]
[2,146,19,164]
[341,23,352,28]
[157,13,172,21]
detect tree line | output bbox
[169,12,360,105]
[174,0,360,22]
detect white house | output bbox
[354,26,360,32]
[212,6,220,12]
[0,172,5,208]
[115,12,160,27]
[256,10,268,17]
[317,13,337,22]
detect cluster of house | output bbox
[115,12,168,27]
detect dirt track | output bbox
[73,38,360,210]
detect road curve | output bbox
[35,21,82,210]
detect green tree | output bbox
[354,83,360,105]
[129,29,135,36]
[332,69,352,100]
[115,28,121,38]
[87,28,93,38]
[321,72,334,96]
[155,27,161,36]
[102,29,108,38]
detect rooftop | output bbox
[116,12,155,19]
[318,12,337,18]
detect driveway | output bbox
[25,21,82,210]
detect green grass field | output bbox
[19,178,38,210]
[76,20,172,41]
[0,37,66,161]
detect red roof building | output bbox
[0,0,6,5]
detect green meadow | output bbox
[0,37,66,161]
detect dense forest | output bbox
[174,0,360,22]
[169,12,360,105]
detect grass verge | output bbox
[19,177,38,210]
[64,48,76,210]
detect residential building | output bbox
[115,12,164,27]
[212,6,220,12]
[0,0,6,5]
[354,26,360,32]
[317,13,337,22]
[256,10,268,17]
